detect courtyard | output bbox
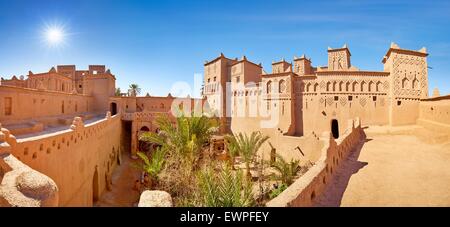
[316,126,450,207]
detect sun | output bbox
[41,22,69,48]
[46,27,64,44]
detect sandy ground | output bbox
[95,152,141,207]
[316,126,450,207]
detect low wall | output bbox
[0,85,94,124]
[1,112,122,206]
[0,126,59,207]
[418,95,450,134]
[230,117,324,165]
[262,132,324,165]
[266,118,366,207]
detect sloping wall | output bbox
[418,95,450,134]
[267,118,366,207]
[6,112,122,206]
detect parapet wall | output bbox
[1,112,122,206]
[266,118,366,207]
[418,95,450,134]
[230,116,324,165]
[0,85,95,124]
[0,126,59,207]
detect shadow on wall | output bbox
[314,138,372,207]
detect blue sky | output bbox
[0,0,449,97]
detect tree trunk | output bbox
[246,162,252,179]
[229,156,235,170]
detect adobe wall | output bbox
[7,112,122,206]
[418,95,450,134]
[0,125,59,207]
[83,75,115,113]
[0,85,95,125]
[230,116,324,165]
[266,118,366,207]
[116,96,206,157]
[297,73,390,135]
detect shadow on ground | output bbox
[95,152,141,207]
[314,138,371,207]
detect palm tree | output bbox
[197,165,254,207]
[225,132,269,178]
[133,147,166,188]
[128,84,141,97]
[271,154,301,186]
[115,87,121,96]
[139,113,218,168]
[224,135,240,170]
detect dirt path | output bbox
[95,153,141,207]
[316,127,450,207]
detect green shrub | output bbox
[269,184,288,199]
[197,165,255,207]
[133,147,166,182]
[271,154,301,186]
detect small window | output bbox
[207,78,211,83]
[236,76,240,83]
[213,77,217,82]
[4,97,12,116]
[373,96,377,101]
[79,84,82,88]
[334,96,339,101]
[397,101,402,106]
[348,96,353,101]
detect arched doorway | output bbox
[110,102,118,115]
[92,166,99,204]
[138,126,151,152]
[331,119,339,139]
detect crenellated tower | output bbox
[383,42,429,125]
[327,44,351,71]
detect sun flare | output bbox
[41,22,69,48]
[46,27,63,44]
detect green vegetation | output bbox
[196,166,254,207]
[128,83,141,97]
[138,113,219,205]
[269,183,288,199]
[135,113,306,207]
[139,113,218,169]
[225,132,269,178]
[133,148,166,184]
[271,154,301,186]
[115,87,121,96]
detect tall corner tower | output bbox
[327,44,351,71]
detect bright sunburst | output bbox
[47,27,64,44]
[41,21,69,49]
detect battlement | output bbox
[89,65,106,75]
[382,42,428,64]
[3,112,122,206]
[327,44,352,71]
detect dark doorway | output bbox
[138,126,151,152]
[92,167,99,204]
[110,102,118,115]
[122,121,132,155]
[331,119,339,139]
